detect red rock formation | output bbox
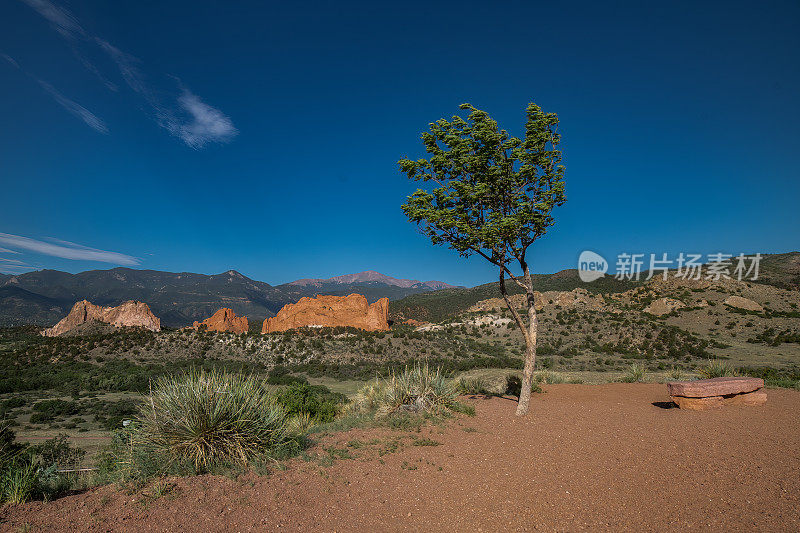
[42,300,161,337]
[668,377,767,410]
[262,294,389,334]
[191,308,248,333]
[667,377,763,397]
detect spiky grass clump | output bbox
[350,364,458,417]
[621,363,647,383]
[534,370,566,385]
[698,359,738,379]
[137,369,290,471]
[668,366,685,381]
[454,376,491,395]
[0,458,38,504]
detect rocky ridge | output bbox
[191,308,249,333]
[42,300,161,337]
[262,294,390,333]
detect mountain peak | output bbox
[287,271,457,290]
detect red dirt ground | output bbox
[2,383,799,532]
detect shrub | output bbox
[1,458,38,504]
[534,370,565,385]
[454,377,491,395]
[668,366,685,380]
[0,425,84,504]
[135,369,291,472]
[505,375,542,397]
[266,366,309,386]
[698,360,738,379]
[621,363,647,383]
[30,434,85,470]
[349,364,458,416]
[274,382,345,423]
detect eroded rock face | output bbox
[262,294,389,333]
[644,297,686,316]
[468,288,605,313]
[192,308,248,333]
[724,296,764,312]
[42,300,161,337]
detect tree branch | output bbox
[500,270,530,345]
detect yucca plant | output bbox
[668,366,685,381]
[698,359,738,379]
[350,364,458,416]
[382,364,457,415]
[454,376,490,395]
[621,363,647,383]
[534,370,565,385]
[137,369,290,471]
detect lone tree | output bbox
[399,103,566,416]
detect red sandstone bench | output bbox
[667,376,767,410]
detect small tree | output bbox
[399,103,566,416]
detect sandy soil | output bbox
[2,383,799,532]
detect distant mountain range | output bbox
[390,252,800,323]
[289,270,456,290]
[0,268,457,328]
[1,253,796,328]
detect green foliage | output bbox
[505,374,542,397]
[266,366,309,386]
[620,363,647,383]
[399,103,565,263]
[349,363,459,416]
[698,360,738,379]
[274,382,347,424]
[134,369,291,472]
[29,434,86,470]
[1,457,38,504]
[0,426,85,504]
[737,366,800,389]
[454,376,491,395]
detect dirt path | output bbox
[3,384,799,532]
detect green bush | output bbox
[134,369,291,472]
[0,425,84,504]
[274,382,346,423]
[505,375,542,397]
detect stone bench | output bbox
[667,376,767,410]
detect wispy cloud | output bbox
[1,54,20,69]
[0,233,139,265]
[0,257,28,266]
[162,89,239,148]
[0,247,20,254]
[95,38,150,98]
[37,80,109,134]
[20,0,86,39]
[20,0,238,148]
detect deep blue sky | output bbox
[1,0,798,286]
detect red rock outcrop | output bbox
[191,308,248,333]
[42,300,161,337]
[262,294,389,334]
[668,377,767,410]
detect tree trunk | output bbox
[498,267,538,416]
[515,288,538,416]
